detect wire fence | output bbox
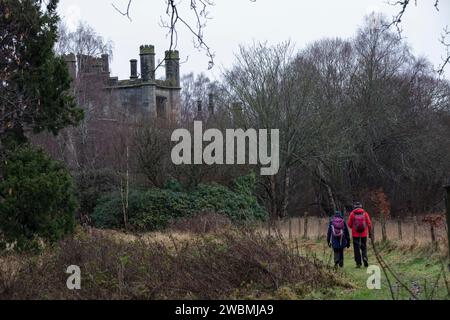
[263,215,448,248]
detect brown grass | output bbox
[168,212,232,234]
[0,228,349,300]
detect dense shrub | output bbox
[130,188,194,230]
[73,169,118,221]
[0,145,77,251]
[190,182,266,221]
[91,173,267,231]
[92,189,194,231]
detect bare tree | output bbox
[224,42,327,218]
[55,21,113,58]
[387,0,449,75]
[224,13,450,218]
[134,118,174,188]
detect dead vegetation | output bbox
[168,212,232,234]
[0,228,349,300]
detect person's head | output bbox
[335,210,343,217]
[353,202,363,209]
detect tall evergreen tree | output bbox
[0,0,83,146]
[0,0,82,250]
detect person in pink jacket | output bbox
[347,202,372,268]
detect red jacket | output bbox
[347,208,372,238]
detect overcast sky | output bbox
[57,0,450,80]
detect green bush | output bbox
[91,173,267,231]
[0,145,77,251]
[190,183,266,221]
[74,169,118,219]
[92,189,193,231]
[131,188,193,230]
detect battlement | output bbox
[109,44,181,88]
[165,50,179,60]
[140,45,155,55]
[106,44,181,123]
[63,44,181,123]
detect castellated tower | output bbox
[165,50,180,87]
[140,45,155,81]
[63,53,77,81]
[64,44,181,124]
[105,44,181,123]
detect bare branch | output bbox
[387,0,449,76]
[111,0,132,22]
[438,26,450,76]
[112,0,215,70]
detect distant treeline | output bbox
[35,14,450,222]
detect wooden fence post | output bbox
[397,218,403,241]
[298,217,302,237]
[289,218,292,240]
[445,184,450,270]
[371,221,375,242]
[412,216,417,242]
[303,212,309,239]
[317,217,322,240]
[430,224,437,251]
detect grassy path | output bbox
[296,238,450,299]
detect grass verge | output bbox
[296,238,450,300]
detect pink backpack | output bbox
[354,212,367,233]
[331,216,344,238]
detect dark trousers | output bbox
[353,237,368,266]
[333,248,344,267]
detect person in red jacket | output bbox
[347,202,372,268]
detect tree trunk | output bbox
[381,215,387,242]
[397,218,402,241]
[317,161,337,213]
[281,167,290,218]
[270,175,277,219]
[325,184,337,213]
[120,142,130,231]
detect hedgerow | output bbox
[91,172,267,231]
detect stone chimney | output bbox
[208,93,215,115]
[130,59,138,79]
[63,53,76,80]
[232,102,243,123]
[101,54,110,73]
[140,45,155,82]
[165,50,180,87]
[195,99,203,121]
